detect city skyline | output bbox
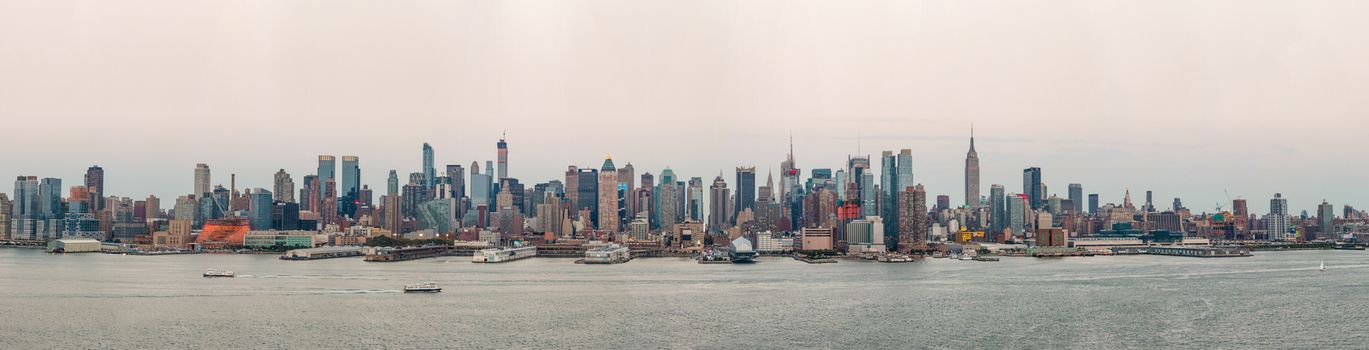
[4,2,1367,349]
[0,132,1355,216]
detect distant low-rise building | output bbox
[243,230,318,249]
[800,227,833,251]
[47,238,101,253]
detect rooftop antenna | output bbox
[857,133,862,156]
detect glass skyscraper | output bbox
[340,156,360,198]
[317,155,336,186]
[1022,167,1042,210]
[249,189,273,230]
[1068,184,1083,214]
[990,185,1005,234]
[422,143,435,190]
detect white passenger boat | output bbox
[404,282,442,293]
[202,269,235,278]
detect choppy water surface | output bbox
[1,248,1367,349]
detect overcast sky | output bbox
[1,0,1366,214]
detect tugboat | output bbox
[202,269,235,278]
[404,282,442,293]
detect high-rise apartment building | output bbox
[1318,200,1335,240]
[85,165,104,211]
[194,163,211,196]
[1007,193,1026,237]
[897,184,928,245]
[274,169,295,203]
[496,136,508,180]
[1267,193,1289,241]
[597,157,620,232]
[708,175,729,233]
[421,143,435,189]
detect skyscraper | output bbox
[1022,167,1042,210]
[965,128,980,208]
[1318,200,1335,240]
[248,188,273,230]
[833,170,846,201]
[687,177,704,221]
[496,136,508,179]
[708,175,729,233]
[989,184,1006,234]
[896,150,913,194]
[38,177,63,239]
[84,165,104,212]
[655,169,681,230]
[317,155,335,187]
[880,151,898,245]
[470,162,492,208]
[1232,199,1249,233]
[422,143,435,189]
[860,172,876,217]
[1068,184,1083,214]
[734,167,756,220]
[10,176,40,240]
[194,163,211,196]
[1088,194,1099,214]
[575,168,598,223]
[780,136,802,229]
[1144,190,1154,212]
[597,156,620,232]
[386,170,399,196]
[1007,193,1026,237]
[0,194,11,240]
[302,175,318,212]
[1268,193,1289,241]
[446,164,466,201]
[618,163,635,218]
[340,156,360,198]
[273,169,295,203]
[897,184,928,245]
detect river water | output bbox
[1,248,1366,349]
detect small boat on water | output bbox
[1320,261,1326,272]
[203,269,235,278]
[404,282,442,293]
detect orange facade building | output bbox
[196,218,250,246]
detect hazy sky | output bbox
[2,0,1366,214]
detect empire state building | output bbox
[965,128,980,208]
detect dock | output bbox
[365,246,455,262]
[282,246,366,260]
[1111,246,1251,257]
[472,246,538,263]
